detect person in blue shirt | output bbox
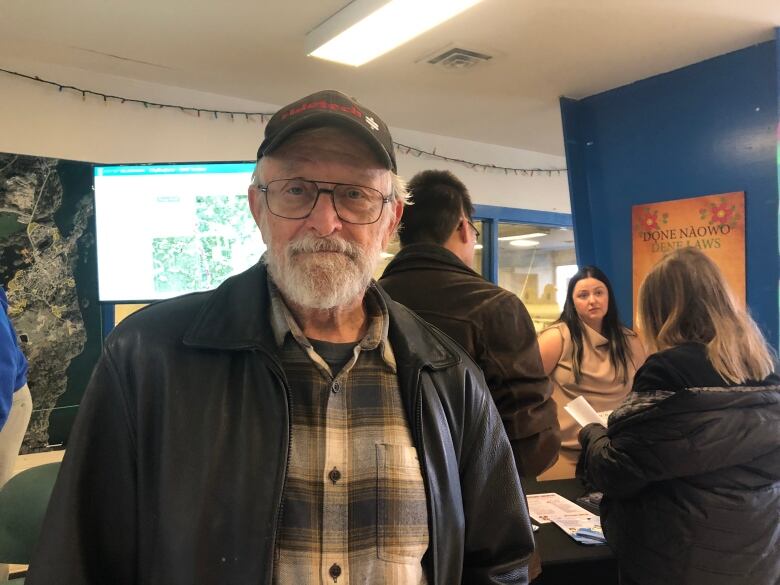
[0,285,32,579]
[0,287,29,430]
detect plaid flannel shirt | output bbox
[269,280,429,585]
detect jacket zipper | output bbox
[263,355,293,585]
[413,369,437,585]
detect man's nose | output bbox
[306,190,342,235]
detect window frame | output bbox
[473,204,574,284]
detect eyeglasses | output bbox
[466,220,480,239]
[259,178,391,225]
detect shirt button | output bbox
[329,467,342,484]
[329,563,342,581]
[331,380,341,393]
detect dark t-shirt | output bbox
[309,338,356,376]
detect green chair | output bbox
[0,463,61,584]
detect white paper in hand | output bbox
[564,395,605,428]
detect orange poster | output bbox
[632,192,745,321]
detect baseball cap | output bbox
[257,90,397,173]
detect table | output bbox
[523,477,618,585]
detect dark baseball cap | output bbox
[257,90,397,172]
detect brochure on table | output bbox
[526,492,606,545]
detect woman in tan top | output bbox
[537,266,645,479]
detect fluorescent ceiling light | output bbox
[307,0,484,67]
[509,239,540,248]
[380,251,395,258]
[498,232,547,242]
[474,244,483,250]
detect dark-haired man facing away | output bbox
[380,171,560,580]
[381,170,559,478]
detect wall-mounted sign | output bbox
[632,192,745,320]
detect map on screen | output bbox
[94,163,266,302]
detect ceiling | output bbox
[1,0,778,155]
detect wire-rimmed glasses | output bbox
[259,178,391,225]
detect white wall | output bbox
[392,128,570,211]
[0,58,570,212]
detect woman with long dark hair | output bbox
[537,266,645,478]
[578,247,779,584]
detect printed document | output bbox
[526,492,592,524]
[565,395,609,427]
[526,493,606,545]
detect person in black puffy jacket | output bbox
[577,247,779,585]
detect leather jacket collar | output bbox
[182,261,459,371]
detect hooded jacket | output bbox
[578,342,780,585]
[27,263,535,585]
[379,243,560,478]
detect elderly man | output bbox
[28,91,534,585]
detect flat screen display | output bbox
[94,163,265,302]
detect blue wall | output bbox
[561,38,779,346]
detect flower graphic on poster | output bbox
[699,198,740,228]
[634,207,668,236]
[640,210,659,230]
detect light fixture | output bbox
[474,244,483,250]
[380,251,395,259]
[497,232,547,242]
[306,0,485,67]
[509,239,540,248]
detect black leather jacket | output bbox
[28,263,534,585]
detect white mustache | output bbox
[287,235,360,260]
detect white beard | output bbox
[265,232,382,310]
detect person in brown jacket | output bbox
[379,170,560,477]
[379,170,560,582]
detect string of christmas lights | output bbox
[2,67,567,175]
[0,67,276,121]
[394,143,565,176]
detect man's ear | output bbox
[456,219,469,244]
[389,198,404,233]
[380,198,404,250]
[248,185,265,228]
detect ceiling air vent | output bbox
[427,47,492,71]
